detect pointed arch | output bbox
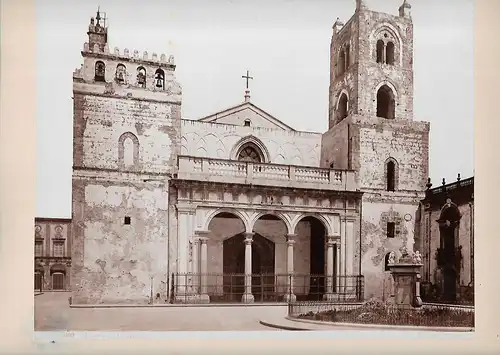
[231,135,271,163]
[118,132,140,170]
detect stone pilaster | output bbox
[283,234,296,302]
[324,234,340,301]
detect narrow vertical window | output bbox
[386,42,395,65]
[154,68,165,90]
[376,40,384,63]
[137,66,146,88]
[387,222,395,238]
[386,160,396,191]
[123,137,134,167]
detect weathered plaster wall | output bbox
[72,180,169,304]
[181,120,322,166]
[320,118,350,169]
[360,201,419,300]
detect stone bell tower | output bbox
[321,0,430,300]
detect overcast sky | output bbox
[36,0,474,218]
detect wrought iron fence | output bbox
[172,273,364,304]
[288,302,475,328]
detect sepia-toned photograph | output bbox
[33,0,475,334]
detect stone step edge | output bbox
[286,316,475,332]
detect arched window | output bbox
[386,42,395,65]
[376,85,395,119]
[337,93,348,122]
[376,40,384,63]
[237,144,263,163]
[137,66,146,88]
[386,160,396,191]
[118,132,140,170]
[154,68,165,90]
[94,61,106,82]
[345,44,350,71]
[338,50,346,75]
[244,119,251,127]
[115,64,126,83]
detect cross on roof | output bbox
[242,70,253,90]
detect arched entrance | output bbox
[437,202,461,302]
[34,264,44,291]
[223,232,275,302]
[295,215,328,301]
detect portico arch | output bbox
[204,208,251,233]
[249,211,293,235]
[291,213,332,236]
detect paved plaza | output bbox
[35,292,284,331]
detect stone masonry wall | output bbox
[181,120,323,167]
[320,118,349,169]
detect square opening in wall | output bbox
[124,216,131,225]
[387,222,395,238]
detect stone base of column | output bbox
[283,293,296,303]
[198,294,210,304]
[241,293,254,303]
[174,294,201,304]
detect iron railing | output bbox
[172,273,364,304]
[288,302,475,328]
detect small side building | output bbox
[34,218,72,291]
[416,175,474,304]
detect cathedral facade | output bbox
[70,0,430,305]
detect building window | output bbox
[337,92,348,122]
[35,241,43,257]
[376,84,396,119]
[244,119,251,127]
[386,42,395,65]
[376,40,384,63]
[53,242,65,257]
[137,66,146,88]
[124,216,131,225]
[52,273,65,290]
[387,222,395,238]
[338,49,346,75]
[118,132,140,170]
[154,68,165,89]
[94,61,106,82]
[115,63,126,83]
[237,144,262,163]
[386,159,396,191]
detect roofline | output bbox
[35,217,72,223]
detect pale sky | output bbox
[36,0,474,218]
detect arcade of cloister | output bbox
[171,155,363,303]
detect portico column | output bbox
[323,235,339,301]
[192,237,200,293]
[242,232,255,303]
[336,242,341,293]
[284,234,296,302]
[194,230,210,303]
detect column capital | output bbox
[195,230,211,237]
[198,236,209,244]
[326,234,341,242]
[243,232,254,240]
[176,204,197,214]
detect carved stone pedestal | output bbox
[387,249,423,308]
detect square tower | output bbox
[71,10,182,304]
[321,0,430,300]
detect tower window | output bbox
[115,64,126,83]
[376,40,384,63]
[154,68,165,90]
[94,61,106,82]
[345,44,350,71]
[386,42,395,65]
[376,85,395,119]
[337,93,348,122]
[338,50,346,75]
[137,67,146,88]
[387,222,395,238]
[386,160,396,191]
[124,216,131,225]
